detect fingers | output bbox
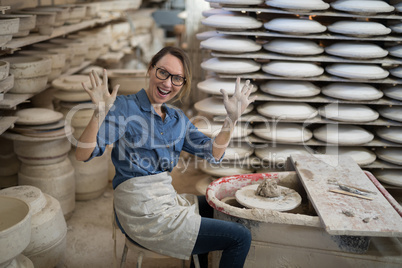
[235,77,241,95]
[111,84,120,98]
[220,88,229,103]
[102,69,108,86]
[241,79,251,94]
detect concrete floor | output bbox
[57,156,211,268]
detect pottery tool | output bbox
[291,154,402,237]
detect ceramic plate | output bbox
[195,96,254,116]
[331,0,394,15]
[194,120,252,138]
[318,104,379,123]
[372,170,402,187]
[52,75,91,91]
[206,0,264,5]
[313,124,374,145]
[260,80,320,98]
[263,39,323,56]
[316,146,376,166]
[322,83,383,101]
[200,160,254,177]
[257,101,318,120]
[15,108,64,126]
[383,86,402,101]
[327,21,391,37]
[264,18,326,34]
[325,42,388,59]
[375,148,402,165]
[201,36,262,53]
[390,66,402,79]
[396,2,402,13]
[201,58,261,74]
[202,14,263,30]
[377,106,402,122]
[197,77,258,95]
[387,44,402,58]
[265,0,329,11]
[196,31,224,41]
[325,63,389,80]
[262,61,324,78]
[377,126,402,144]
[53,90,91,102]
[11,119,65,131]
[253,123,313,143]
[202,8,236,17]
[235,184,302,211]
[224,143,254,160]
[255,144,310,164]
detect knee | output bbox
[235,223,252,247]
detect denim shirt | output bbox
[87,89,222,189]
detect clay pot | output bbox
[18,158,75,219]
[31,43,73,72]
[0,186,67,268]
[0,74,14,94]
[25,7,69,27]
[18,50,66,81]
[0,14,36,37]
[0,196,31,268]
[0,60,9,81]
[14,11,56,35]
[108,69,147,95]
[0,17,19,46]
[58,5,86,24]
[68,149,109,200]
[50,38,88,67]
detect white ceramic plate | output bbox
[197,77,258,95]
[327,21,391,37]
[194,120,252,138]
[255,144,310,164]
[202,8,236,17]
[375,148,402,165]
[15,108,64,126]
[235,184,302,211]
[201,57,261,74]
[331,0,394,15]
[257,101,318,120]
[325,42,388,59]
[318,104,379,122]
[195,31,224,41]
[383,86,402,101]
[201,36,262,53]
[263,39,323,56]
[313,124,374,145]
[390,66,402,79]
[264,18,326,34]
[325,63,389,80]
[194,96,253,116]
[199,160,254,177]
[224,143,254,160]
[396,2,402,13]
[52,75,91,91]
[322,83,383,101]
[206,0,264,5]
[53,90,91,102]
[253,123,313,143]
[265,0,329,11]
[262,61,324,78]
[260,80,320,98]
[376,126,402,144]
[316,146,376,166]
[202,14,263,29]
[387,44,402,58]
[377,106,402,122]
[372,169,402,187]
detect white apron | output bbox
[114,172,201,260]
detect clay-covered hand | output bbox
[82,69,119,118]
[220,77,257,123]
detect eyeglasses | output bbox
[154,66,186,86]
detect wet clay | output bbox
[256,179,281,198]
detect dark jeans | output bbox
[191,196,252,268]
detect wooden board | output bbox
[290,154,402,237]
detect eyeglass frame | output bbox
[153,65,186,86]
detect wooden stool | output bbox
[120,237,200,268]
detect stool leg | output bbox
[120,244,128,268]
[193,255,200,268]
[137,252,144,268]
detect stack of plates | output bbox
[201,36,262,53]
[321,83,383,101]
[331,0,394,15]
[257,101,318,120]
[194,96,254,116]
[253,123,313,143]
[383,86,402,101]
[377,106,402,122]
[265,0,329,12]
[313,124,374,145]
[263,39,324,56]
[196,31,224,41]
[197,77,257,96]
[327,21,391,37]
[264,18,327,35]
[326,63,389,80]
[201,58,261,74]
[375,148,402,165]
[316,146,376,166]
[376,126,402,144]
[325,42,388,59]
[318,104,379,123]
[194,119,252,138]
[260,80,320,98]
[372,170,402,187]
[202,14,263,30]
[52,75,92,102]
[263,61,324,78]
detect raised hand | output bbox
[220,77,257,123]
[82,69,119,118]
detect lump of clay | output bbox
[255,179,281,198]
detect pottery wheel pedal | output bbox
[290,154,402,253]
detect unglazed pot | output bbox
[0,14,36,37]
[18,50,66,81]
[0,60,10,81]
[0,18,19,46]
[0,186,67,268]
[0,196,31,268]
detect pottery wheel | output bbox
[235,184,301,211]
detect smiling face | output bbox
[146,53,185,105]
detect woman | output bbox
[76,46,256,267]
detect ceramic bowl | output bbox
[318,103,379,122]
[24,7,69,27]
[262,61,324,78]
[313,124,374,145]
[325,63,389,80]
[201,36,262,53]
[2,56,52,79]
[254,122,313,143]
[331,0,394,15]
[0,60,9,81]
[201,57,261,74]
[263,38,324,56]
[264,18,326,34]
[77,3,100,19]
[327,21,391,37]
[257,101,318,120]
[321,83,383,101]
[325,42,388,59]
[0,196,31,268]
[202,14,263,30]
[14,11,56,35]
[0,14,36,37]
[266,0,329,11]
[18,50,66,81]
[197,77,257,95]
[0,17,19,46]
[9,75,48,94]
[58,5,86,24]
[260,80,320,97]
[383,85,402,101]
